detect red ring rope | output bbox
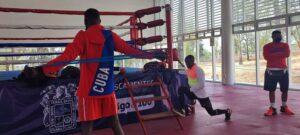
[0,7,134,16]
[0,37,74,40]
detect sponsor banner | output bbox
[0,71,188,135]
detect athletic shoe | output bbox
[264,107,277,116]
[225,109,232,121]
[280,106,295,115]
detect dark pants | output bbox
[264,70,289,92]
[178,86,227,116]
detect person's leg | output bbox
[280,91,294,114]
[198,97,231,121]
[269,91,276,107]
[281,91,287,103]
[264,70,277,116]
[108,114,124,135]
[78,97,94,135]
[178,86,198,108]
[280,70,289,105]
[81,121,93,135]
[199,97,225,116]
[176,86,198,116]
[279,71,294,115]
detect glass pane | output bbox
[234,32,256,84]
[233,25,243,32]
[257,0,286,19]
[183,0,196,33]
[233,0,255,24]
[197,39,213,80]
[258,28,287,85]
[214,37,222,81]
[197,0,210,31]
[172,0,180,35]
[291,15,300,23]
[289,26,300,89]
[184,40,197,56]
[289,0,300,13]
[213,0,222,28]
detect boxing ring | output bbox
[0,5,175,68]
[0,5,189,135]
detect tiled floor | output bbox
[74,83,300,135]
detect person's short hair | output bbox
[84,8,100,21]
[272,30,281,36]
[185,55,194,62]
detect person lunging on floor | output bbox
[175,55,232,121]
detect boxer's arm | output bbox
[263,45,282,60]
[113,33,143,54]
[264,44,290,60]
[43,31,85,74]
[112,32,153,59]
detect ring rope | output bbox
[0,52,164,65]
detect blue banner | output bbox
[0,71,188,135]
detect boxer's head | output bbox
[84,8,101,29]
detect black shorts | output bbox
[264,70,289,92]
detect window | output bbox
[183,0,196,33]
[256,0,286,19]
[214,37,222,81]
[172,0,181,36]
[212,0,222,28]
[234,32,256,84]
[289,0,300,13]
[233,0,255,24]
[197,0,210,30]
[197,0,222,30]
[184,40,197,57]
[289,26,300,88]
[198,39,213,80]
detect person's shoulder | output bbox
[263,42,272,48]
[196,65,204,72]
[71,30,85,42]
[264,42,272,46]
[75,30,85,37]
[280,42,289,46]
